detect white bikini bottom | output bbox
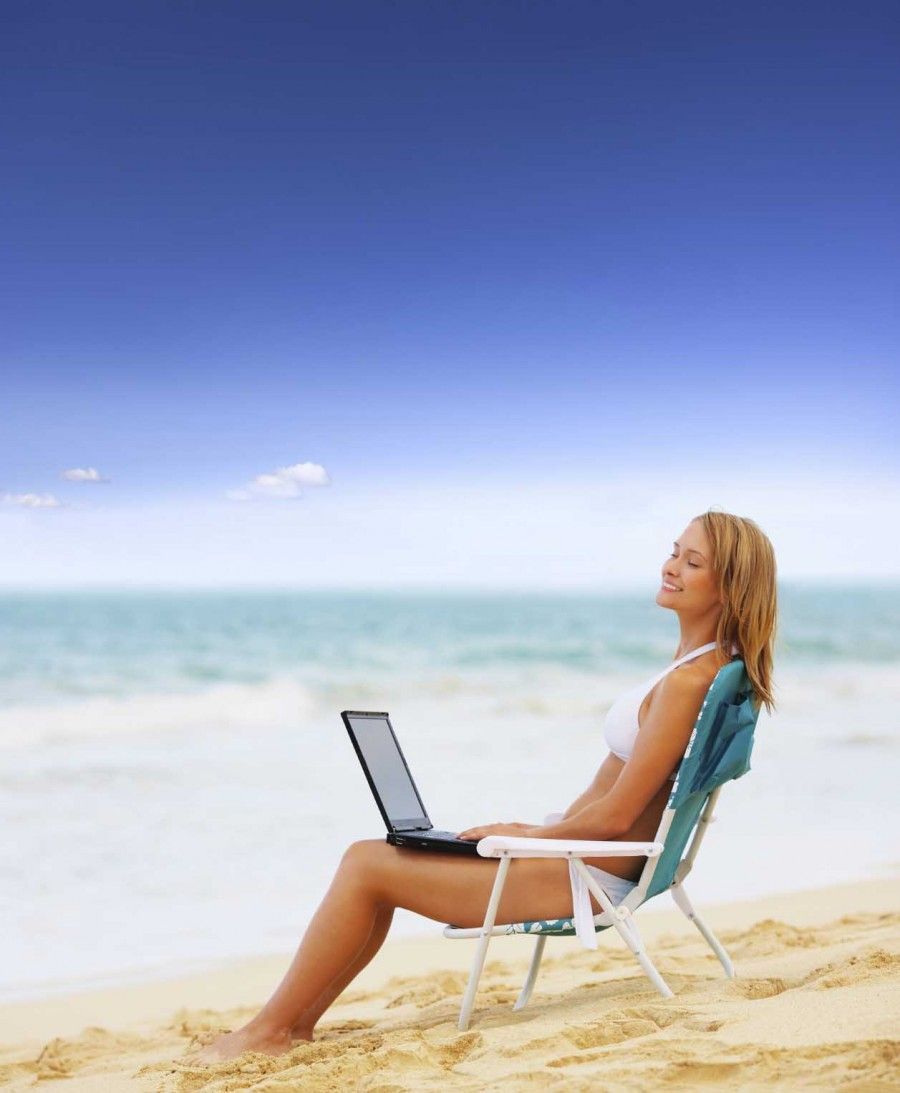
[570,862,638,949]
[544,811,638,949]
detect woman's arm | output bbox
[556,752,625,821]
[533,671,706,841]
[461,671,705,844]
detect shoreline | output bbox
[2,872,898,1089]
[5,862,898,1014]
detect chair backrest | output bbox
[636,658,761,903]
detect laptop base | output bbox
[387,832,480,855]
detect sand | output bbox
[2,874,898,1091]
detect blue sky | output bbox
[2,1,898,586]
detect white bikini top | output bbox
[603,641,740,777]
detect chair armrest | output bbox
[475,835,664,860]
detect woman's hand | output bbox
[457,822,539,842]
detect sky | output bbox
[1,0,898,588]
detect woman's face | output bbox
[656,520,722,612]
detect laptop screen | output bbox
[344,714,429,829]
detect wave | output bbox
[834,733,897,748]
[0,676,318,750]
[2,657,899,751]
[772,661,900,703]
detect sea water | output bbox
[2,585,898,999]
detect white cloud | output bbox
[3,492,63,509]
[2,469,898,587]
[227,461,331,502]
[62,467,109,483]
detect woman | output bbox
[194,508,777,1061]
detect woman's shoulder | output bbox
[648,649,733,710]
[644,665,715,732]
[662,655,723,695]
[673,655,730,690]
[644,660,707,717]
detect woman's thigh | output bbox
[346,840,577,928]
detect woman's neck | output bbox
[674,631,718,659]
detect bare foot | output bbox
[188,1023,296,1064]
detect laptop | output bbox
[341,710,479,855]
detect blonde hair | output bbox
[692,508,778,715]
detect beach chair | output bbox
[443,658,760,1030]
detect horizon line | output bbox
[0,577,898,595]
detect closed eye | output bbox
[669,552,699,567]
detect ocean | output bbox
[2,585,898,1000]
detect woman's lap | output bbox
[347,839,580,929]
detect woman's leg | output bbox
[195,838,576,1061]
[288,902,394,1039]
[194,844,399,1060]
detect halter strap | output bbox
[672,640,720,666]
[646,641,738,687]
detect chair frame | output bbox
[444,783,732,1031]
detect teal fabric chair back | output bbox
[644,659,760,901]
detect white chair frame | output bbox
[443,785,733,1030]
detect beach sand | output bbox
[2,874,898,1091]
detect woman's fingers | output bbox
[457,827,486,841]
[458,823,498,840]
[458,822,524,841]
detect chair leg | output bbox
[614,905,675,999]
[457,855,511,1031]
[513,934,547,1012]
[573,860,674,999]
[670,882,735,977]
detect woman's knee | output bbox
[338,839,399,906]
[339,839,387,877]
